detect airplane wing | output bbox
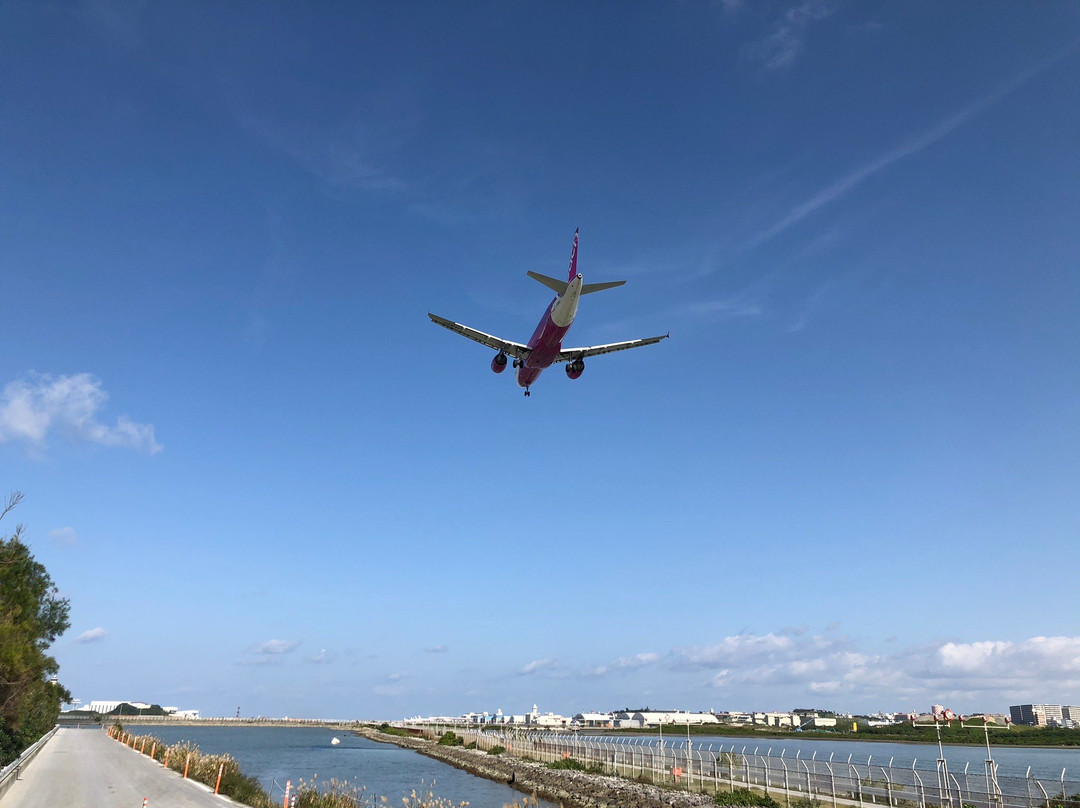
[428,313,531,360]
[555,333,669,362]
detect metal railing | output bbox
[403,724,1080,808]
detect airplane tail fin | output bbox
[567,228,580,281]
[580,280,626,295]
[527,271,568,295]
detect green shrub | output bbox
[548,757,586,771]
[713,787,781,808]
[437,731,464,746]
[488,745,506,755]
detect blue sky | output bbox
[3,1,1079,720]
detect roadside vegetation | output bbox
[713,788,780,807]
[546,756,605,775]
[0,492,71,767]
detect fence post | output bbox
[827,761,837,808]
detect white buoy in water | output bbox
[331,737,341,746]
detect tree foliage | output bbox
[0,492,71,765]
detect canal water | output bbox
[135,725,556,808]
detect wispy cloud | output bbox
[253,639,300,655]
[424,645,450,654]
[679,297,763,319]
[240,638,301,667]
[747,0,835,71]
[239,115,410,195]
[76,627,107,644]
[307,649,333,664]
[0,373,161,454]
[519,658,559,676]
[748,43,1079,249]
[586,652,661,677]
[49,527,78,546]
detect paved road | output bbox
[0,727,229,808]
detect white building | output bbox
[574,712,614,728]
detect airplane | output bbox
[429,229,668,396]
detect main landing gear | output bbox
[524,387,531,397]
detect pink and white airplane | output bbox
[429,229,668,396]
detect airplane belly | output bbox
[516,365,542,388]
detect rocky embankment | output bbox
[354,727,715,808]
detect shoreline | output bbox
[354,727,715,808]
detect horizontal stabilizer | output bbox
[527,271,569,295]
[580,280,626,295]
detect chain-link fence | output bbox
[405,724,1080,808]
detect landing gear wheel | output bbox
[524,389,531,397]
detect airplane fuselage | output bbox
[516,275,582,389]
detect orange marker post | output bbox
[150,742,156,760]
[140,738,146,754]
[214,761,224,794]
[283,779,291,808]
[142,799,148,808]
[183,753,190,779]
[164,750,170,769]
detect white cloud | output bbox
[0,373,161,454]
[307,649,333,664]
[519,658,558,675]
[49,527,78,546]
[424,645,449,654]
[253,639,300,655]
[76,627,107,644]
[660,631,1080,706]
[587,652,662,677]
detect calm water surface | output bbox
[137,725,556,808]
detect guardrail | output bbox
[403,723,1080,808]
[0,725,59,801]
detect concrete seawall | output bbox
[355,727,715,808]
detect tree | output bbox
[0,491,72,765]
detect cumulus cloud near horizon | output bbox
[579,632,1080,709]
[0,373,161,454]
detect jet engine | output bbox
[565,358,584,380]
[491,352,508,374]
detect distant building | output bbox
[615,710,719,728]
[1010,705,1064,726]
[801,716,838,729]
[574,712,614,728]
[753,712,800,727]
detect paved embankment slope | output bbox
[0,727,229,808]
[356,727,714,808]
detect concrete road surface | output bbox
[0,727,230,808]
